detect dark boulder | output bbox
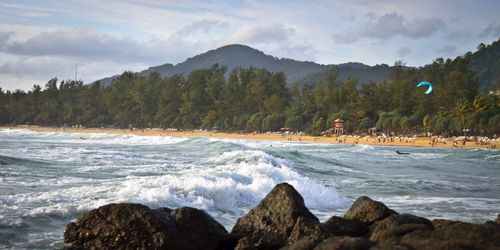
[231,183,329,249]
[369,214,433,242]
[313,236,374,250]
[169,207,237,249]
[496,214,500,224]
[431,219,461,229]
[400,221,500,249]
[279,237,322,250]
[322,216,368,237]
[64,203,177,249]
[369,241,413,250]
[64,203,233,250]
[344,196,397,225]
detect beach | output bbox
[20,126,500,150]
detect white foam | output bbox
[0,128,189,146]
[0,148,348,227]
[114,149,348,211]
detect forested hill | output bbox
[97,44,394,86]
[468,39,500,91]
[97,40,500,92]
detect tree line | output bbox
[0,54,499,136]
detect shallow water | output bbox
[0,128,498,248]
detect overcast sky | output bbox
[1,0,499,91]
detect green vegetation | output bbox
[1,46,499,136]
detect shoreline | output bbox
[4,125,499,150]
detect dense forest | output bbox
[1,46,499,137]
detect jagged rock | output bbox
[369,241,413,250]
[400,221,500,249]
[369,214,433,241]
[169,207,237,249]
[496,214,500,224]
[279,237,322,250]
[288,216,329,243]
[344,196,397,225]
[64,203,232,250]
[231,183,329,249]
[313,236,374,250]
[322,216,368,237]
[64,203,177,249]
[431,219,461,229]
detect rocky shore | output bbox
[63,183,500,249]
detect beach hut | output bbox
[333,118,344,135]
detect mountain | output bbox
[97,40,500,91]
[97,44,394,86]
[468,39,500,91]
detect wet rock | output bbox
[169,207,236,250]
[64,203,232,250]
[344,196,397,226]
[313,236,374,250]
[64,203,177,249]
[288,216,329,243]
[400,221,500,249]
[322,216,368,237]
[431,219,461,229]
[369,241,413,250]
[279,237,322,250]
[369,214,433,242]
[231,183,329,249]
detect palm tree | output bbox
[453,99,470,136]
[471,96,487,134]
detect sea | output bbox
[0,128,499,249]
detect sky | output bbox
[0,0,499,91]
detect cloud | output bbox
[334,12,445,44]
[397,46,412,57]
[227,23,295,44]
[0,28,202,65]
[4,29,146,61]
[175,19,227,37]
[226,23,315,61]
[480,22,500,37]
[0,56,149,89]
[0,31,14,48]
[437,45,457,54]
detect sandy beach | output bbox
[11,126,498,150]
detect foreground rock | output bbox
[399,220,500,249]
[344,196,397,226]
[64,203,235,249]
[322,216,368,237]
[369,214,433,242]
[231,183,329,249]
[64,183,500,250]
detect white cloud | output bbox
[437,45,457,54]
[0,31,14,49]
[0,28,204,65]
[228,24,294,44]
[334,12,445,44]
[397,46,412,57]
[480,22,500,37]
[175,19,228,37]
[226,23,316,61]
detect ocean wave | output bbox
[0,148,348,227]
[115,149,348,211]
[0,155,51,166]
[0,129,190,146]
